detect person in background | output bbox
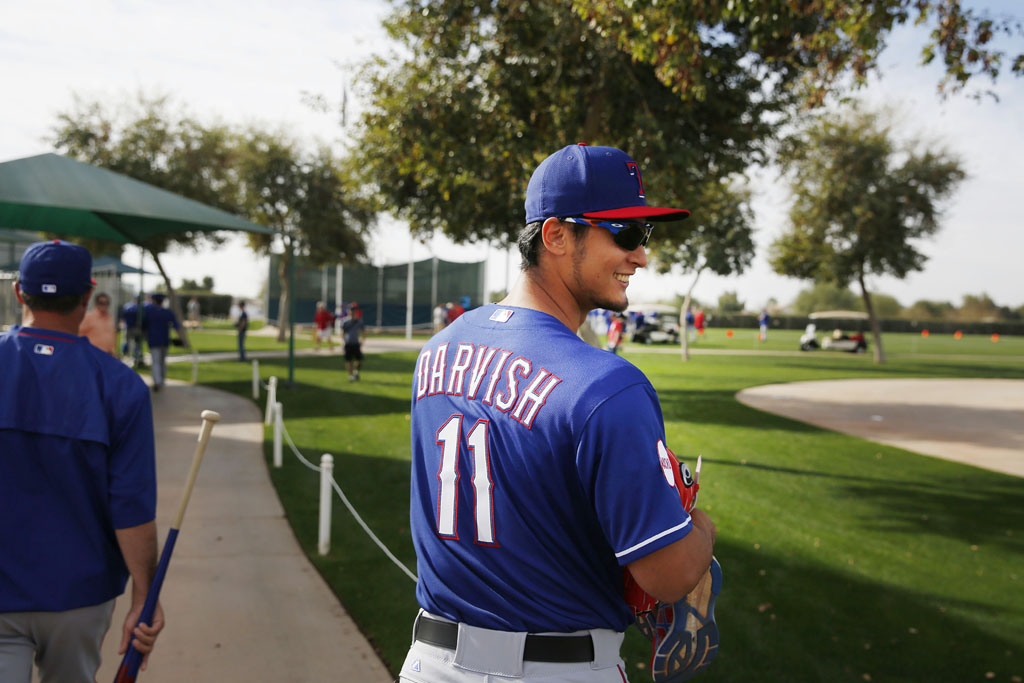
[0,241,163,682]
[143,293,182,392]
[235,300,249,362]
[79,291,117,355]
[758,308,771,342]
[342,302,365,382]
[313,300,335,351]
[606,312,625,354]
[694,308,706,342]
[186,296,201,329]
[432,303,448,333]
[121,299,144,367]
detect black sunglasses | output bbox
[560,217,653,251]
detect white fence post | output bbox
[273,402,283,468]
[191,349,199,384]
[318,454,334,556]
[264,376,278,426]
[251,360,260,400]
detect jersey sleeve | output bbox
[575,381,692,566]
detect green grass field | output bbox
[165,332,1024,682]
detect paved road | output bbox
[737,378,1024,477]
[93,378,393,683]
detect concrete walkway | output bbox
[94,378,393,682]
[737,378,1024,478]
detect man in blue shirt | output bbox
[143,292,182,392]
[0,241,163,682]
[403,145,717,681]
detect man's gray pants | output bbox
[0,600,115,683]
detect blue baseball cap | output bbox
[18,240,94,296]
[525,143,690,224]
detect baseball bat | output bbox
[114,409,221,683]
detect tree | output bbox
[790,283,862,316]
[769,107,965,362]
[51,95,245,345]
[353,0,765,257]
[717,291,745,315]
[957,293,1007,322]
[238,132,377,340]
[868,292,903,319]
[51,95,376,342]
[904,299,956,320]
[572,1,1024,106]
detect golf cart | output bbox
[627,303,681,344]
[801,310,868,353]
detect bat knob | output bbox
[200,410,222,423]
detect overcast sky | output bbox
[2,0,1021,310]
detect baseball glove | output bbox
[624,452,721,681]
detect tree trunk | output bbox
[276,247,289,343]
[857,271,885,364]
[149,249,191,350]
[678,266,705,362]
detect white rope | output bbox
[331,478,418,583]
[277,416,418,582]
[279,421,323,472]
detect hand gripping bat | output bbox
[114,409,221,683]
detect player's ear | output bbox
[540,217,571,257]
[13,281,25,305]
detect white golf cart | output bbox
[627,303,681,344]
[801,310,869,353]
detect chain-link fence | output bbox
[266,255,485,329]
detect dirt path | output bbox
[737,378,1024,477]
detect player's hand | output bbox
[120,601,165,670]
[690,507,717,544]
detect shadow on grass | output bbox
[839,476,1024,554]
[266,441,1024,681]
[658,388,824,432]
[620,537,1024,682]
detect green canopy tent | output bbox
[0,153,303,379]
[0,153,270,243]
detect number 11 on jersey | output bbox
[436,415,497,545]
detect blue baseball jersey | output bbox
[409,305,692,633]
[0,326,156,612]
[144,302,180,347]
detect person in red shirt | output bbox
[606,312,625,354]
[313,301,336,351]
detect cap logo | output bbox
[42,284,57,294]
[34,344,54,356]
[626,162,645,198]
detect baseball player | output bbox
[314,300,335,351]
[143,292,183,392]
[403,144,717,682]
[0,241,163,682]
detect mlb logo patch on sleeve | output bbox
[489,308,514,323]
[34,343,55,356]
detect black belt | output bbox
[414,615,595,663]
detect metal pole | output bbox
[431,256,438,311]
[376,264,383,328]
[273,402,283,468]
[287,240,296,386]
[405,240,414,339]
[335,264,343,336]
[318,454,334,556]
[251,360,260,400]
[321,265,328,304]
